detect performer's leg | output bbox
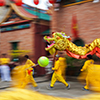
[57,74,69,87]
[50,73,57,87]
[21,76,29,88]
[84,76,89,90]
[30,75,38,87]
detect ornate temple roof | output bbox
[0,6,11,24]
[0,1,51,25]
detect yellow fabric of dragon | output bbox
[44,32,100,59]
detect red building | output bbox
[52,0,100,44]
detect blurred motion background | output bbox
[0,0,100,78]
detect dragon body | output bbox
[44,32,100,59]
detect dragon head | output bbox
[44,32,70,55]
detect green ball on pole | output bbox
[38,56,49,67]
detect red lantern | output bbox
[33,0,39,5]
[0,0,5,6]
[49,0,56,4]
[14,0,23,6]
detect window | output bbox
[11,42,18,50]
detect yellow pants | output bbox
[50,73,68,87]
[21,72,38,88]
[83,75,89,89]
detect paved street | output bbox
[0,76,96,98]
[31,81,94,98]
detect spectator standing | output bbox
[0,54,11,82]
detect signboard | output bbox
[1,23,30,32]
[9,50,30,57]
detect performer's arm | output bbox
[32,64,38,68]
[28,60,36,67]
[25,60,37,70]
[81,61,88,71]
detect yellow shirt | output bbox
[59,57,66,66]
[81,59,94,72]
[25,59,36,71]
[52,60,62,75]
[0,58,10,65]
[59,57,67,72]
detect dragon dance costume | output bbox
[12,59,38,88]
[59,57,67,79]
[21,59,38,88]
[80,59,94,90]
[50,58,69,88]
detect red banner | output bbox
[72,15,79,39]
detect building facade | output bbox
[0,2,51,76]
[52,0,100,44]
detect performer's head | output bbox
[87,54,93,60]
[55,54,60,60]
[24,55,29,59]
[58,52,64,57]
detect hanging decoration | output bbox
[49,0,56,4]
[14,0,23,6]
[33,0,39,5]
[0,0,5,6]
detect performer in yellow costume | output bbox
[0,54,11,82]
[12,65,24,88]
[48,55,70,89]
[18,55,38,89]
[59,57,67,79]
[58,52,67,80]
[80,54,94,90]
